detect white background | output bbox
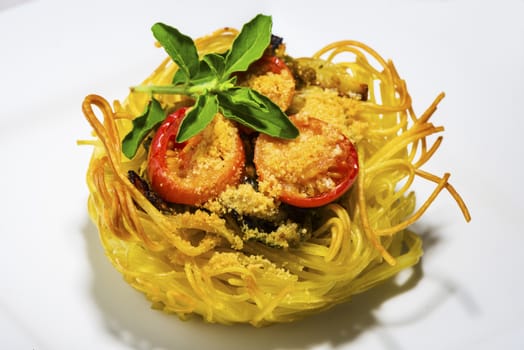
[1,0,523,349]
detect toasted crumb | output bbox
[244,70,295,111]
[290,86,368,142]
[255,116,348,199]
[204,184,280,220]
[242,221,305,248]
[204,252,298,281]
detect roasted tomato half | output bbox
[254,115,358,208]
[148,107,245,205]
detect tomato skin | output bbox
[254,116,359,208]
[249,54,289,75]
[280,142,358,208]
[148,108,245,205]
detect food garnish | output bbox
[123,14,298,159]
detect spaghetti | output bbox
[81,24,470,326]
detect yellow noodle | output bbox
[81,27,470,326]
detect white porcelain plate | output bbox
[1,0,523,349]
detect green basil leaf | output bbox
[174,60,220,96]
[190,59,218,86]
[222,85,268,110]
[217,87,298,139]
[152,22,200,79]
[223,14,272,77]
[172,68,189,85]
[122,98,166,159]
[203,53,226,78]
[176,94,218,142]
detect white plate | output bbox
[1,0,523,349]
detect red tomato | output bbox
[147,107,245,205]
[254,116,358,208]
[249,54,289,75]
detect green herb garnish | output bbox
[122,14,299,159]
[122,98,166,158]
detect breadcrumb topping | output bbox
[290,86,368,142]
[204,184,280,220]
[246,70,295,111]
[242,221,306,248]
[256,116,347,199]
[165,114,241,197]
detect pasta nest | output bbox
[81,28,469,326]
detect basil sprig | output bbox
[122,14,298,159]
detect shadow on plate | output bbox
[83,219,446,350]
